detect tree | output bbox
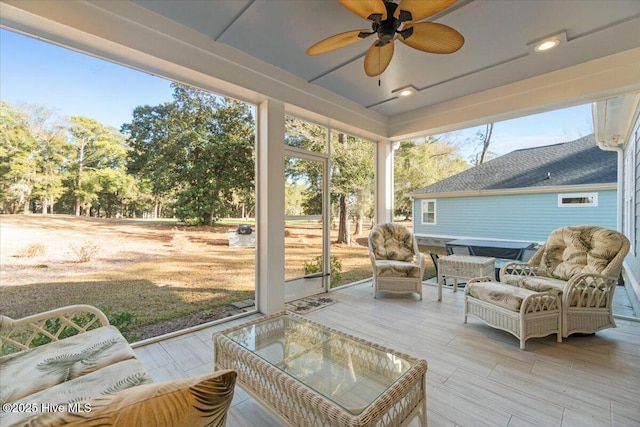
[0,101,37,214]
[123,103,177,218]
[284,118,325,218]
[68,116,128,216]
[284,117,375,244]
[472,123,495,166]
[123,83,255,225]
[93,168,135,218]
[394,137,468,220]
[0,102,70,214]
[330,133,374,244]
[26,105,70,214]
[285,116,326,153]
[1,102,150,217]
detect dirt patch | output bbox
[130,304,246,341]
[1,215,177,287]
[0,214,379,342]
[0,214,257,335]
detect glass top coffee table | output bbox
[213,312,427,427]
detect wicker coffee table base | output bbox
[213,312,428,427]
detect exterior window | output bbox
[558,193,598,207]
[421,199,436,224]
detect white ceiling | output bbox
[1,0,639,140]
[131,0,640,117]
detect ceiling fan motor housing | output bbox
[369,1,413,45]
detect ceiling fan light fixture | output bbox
[528,32,567,54]
[393,85,417,97]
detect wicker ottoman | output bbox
[464,278,562,350]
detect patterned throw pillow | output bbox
[22,370,237,427]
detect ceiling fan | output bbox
[306,0,464,77]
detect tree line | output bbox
[1,82,472,227]
[1,84,255,224]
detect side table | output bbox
[437,255,495,301]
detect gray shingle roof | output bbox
[412,134,616,195]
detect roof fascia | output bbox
[593,92,640,148]
[411,183,617,199]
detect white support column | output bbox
[257,99,285,314]
[375,139,395,224]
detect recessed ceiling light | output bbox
[527,32,567,54]
[392,85,417,97]
[535,38,560,52]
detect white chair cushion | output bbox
[375,260,421,278]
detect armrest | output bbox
[465,276,496,295]
[564,273,618,308]
[521,291,560,314]
[499,262,540,279]
[1,304,109,354]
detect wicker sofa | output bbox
[368,223,425,299]
[0,305,236,427]
[499,225,630,338]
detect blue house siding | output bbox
[414,190,617,243]
[623,115,640,315]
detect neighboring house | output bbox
[594,94,640,317]
[411,134,617,246]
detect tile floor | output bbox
[134,281,640,426]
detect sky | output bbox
[1,28,593,159]
[0,29,175,129]
[442,104,593,162]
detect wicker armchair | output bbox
[499,225,630,337]
[368,223,425,299]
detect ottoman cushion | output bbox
[501,275,566,294]
[466,282,545,312]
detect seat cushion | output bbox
[375,260,421,278]
[538,226,626,280]
[16,370,237,427]
[501,275,566,295]
[0,358,153,426]
[369,223,415,262]
[0,326,139,404]
[466,282,547,312]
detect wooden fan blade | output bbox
[364,41,394,77]
[306,29,370,55]
[399,22,464,54]
[395,0,457,21]
[338,0,387,21]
